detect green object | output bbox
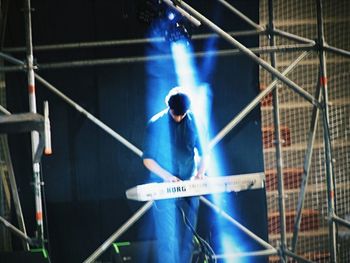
[30,247,48,259]
[112,241,131,254]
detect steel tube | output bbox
[200,196,277,250]
[83,201,154,263]
[284,250,314,263]
[333,215,350,229]
[213,248,277,259]
[209,51,309,149]
[34,74,143,157]
[323,44,350,58]
[0,216,32,245]
[268,1,287,261]
[0,44,314,72]
[316,0,337,261]
[274,29,316,44]
[173,0,319,107]
[2,30,262,53]
[24,0,45,243]
[291,80,322,252]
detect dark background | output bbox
[3,0,267,262]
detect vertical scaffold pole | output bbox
[315,0,337,261]
[267,0,287,261]
[24,0,44,244]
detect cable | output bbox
[178,205,217,263]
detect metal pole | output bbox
[209,51,309,149]
[323,44,350,58]
[273,29,316,44]
[199,196,277,251]
[316,0,337,261]
[83,200,154,263]
[1,135,30,250]
[333,215,350,229]
[2,30,262,53]
[165,0,320,108]
[0,105,11,115]
[212,248,277,260]
[34,74,143,157]
[0,216,32,245]
[291,78,322,252]
[24,0,44,244]
[0,43,314,72]
[268,1,287,261]
[284,249,314,263]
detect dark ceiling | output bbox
[2,0,259,65]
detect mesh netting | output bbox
[260,0,350,262]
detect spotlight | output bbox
[164,22,191,43]
[167,11,176,21]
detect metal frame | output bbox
[0,0,349,262]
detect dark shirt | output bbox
[143,109,202,181]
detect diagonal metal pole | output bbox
[0,216,32,245]
[209,51,309,149]
[284,249,314,263]
[291,77,323,252]
[1,134,30,250]
[199,196,277,251]
[34,74,143,157]
[166,0,320,108]
[83,200,154,263]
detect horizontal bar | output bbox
[274,29,316,44]
[213,248,277,259]
[0,51,25,66]
[323,44,350,58]
[332,215,350,228]
[2,30,262,53]
[0,44,314,72]
[284,249,314,263]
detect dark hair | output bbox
[166,87,191,115]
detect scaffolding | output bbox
[0,0,349,262]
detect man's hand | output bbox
[192,172,206,180]
[165,175,181,182]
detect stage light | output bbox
[167,11,176,21]
[164,22,191,43]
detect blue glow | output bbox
[171,40,243,262]
[167,12,175,21]
[145,19,245,260]
[221,232,247,263]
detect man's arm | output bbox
[143,158,180,182]
[193,155,206,179]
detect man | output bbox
[143,87,205,263]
